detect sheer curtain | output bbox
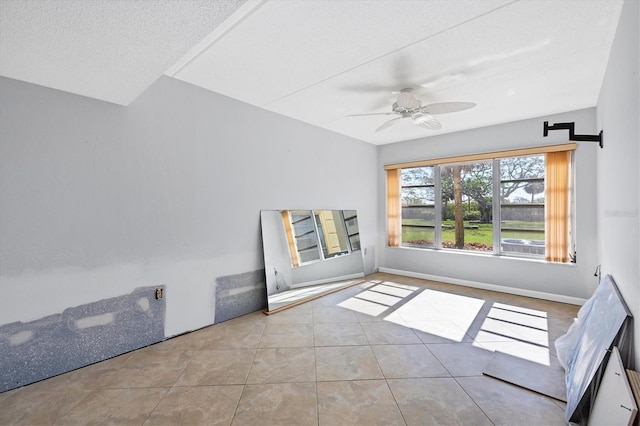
[280,211,300,267]
[386,169,401,247]
[545,151,570,262]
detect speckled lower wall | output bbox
[0,286,165,392]
[215,270,267,323]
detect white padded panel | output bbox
[0,0,246,105]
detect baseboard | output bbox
[378,267,586,306]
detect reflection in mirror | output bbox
[261,210,365,312]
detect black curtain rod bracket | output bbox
[543,121,603,148]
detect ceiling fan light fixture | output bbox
[395,88,421,110]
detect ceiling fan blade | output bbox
[421,102,476,115]
[412,113,442,130]
[375,116,403,133]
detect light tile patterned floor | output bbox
[0,272,578,425]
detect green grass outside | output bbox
[402,219,544,247]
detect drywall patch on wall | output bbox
[215,270,266,323]
[0,286,165,392]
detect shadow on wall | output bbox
[0,286,165,392]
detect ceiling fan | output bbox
[349,88,476,133]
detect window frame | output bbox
[498,155,546,259]
[385,144,576,263]
[400,166,437,249]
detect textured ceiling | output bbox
[0,0,246,105]
[0,0,624,144]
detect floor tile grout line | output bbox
[229,384,247,425]
[314,370,320,426]
[140,386,171,425]
[52,387,98,424]
[241,346,262,390]
[384,377,410,426]
[421,341,454,378]
[451,376,497,426]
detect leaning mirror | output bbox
[260,210,365,313]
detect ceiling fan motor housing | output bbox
[393,88,422,112]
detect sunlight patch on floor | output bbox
[474,302,551,365]
[370,283,416,298]
[337,297,389,317]
[409,320,470,342]
[338,281,418,315]
[338,280,552,356]
[340,280,485,343]
[396,289,485,331]
[354,290,403,306]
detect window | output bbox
[386,144,575,262]
[440,160,493,253]
[289,211,321,264]
[499,155,545,256]
[284,210,360,266]
[401,166,436,248]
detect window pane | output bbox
[296,234,317,251]
[499,155,545,201]
[499,155,545,257]
[290,210,320,263]
[344,216,359,235]
[402,206,435,247]
[402,187,434,205]
[343,210,361,252]
[401,166,434,186]
[349,234,361,251]
[401,167,435,247]
[440,161,493,252]
[299,247,321,263]
[500,205,545,256]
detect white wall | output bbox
[0,76,378,337]
[378,108,600,303]
[596,0,639,368]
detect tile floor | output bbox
[0,272,578,425]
